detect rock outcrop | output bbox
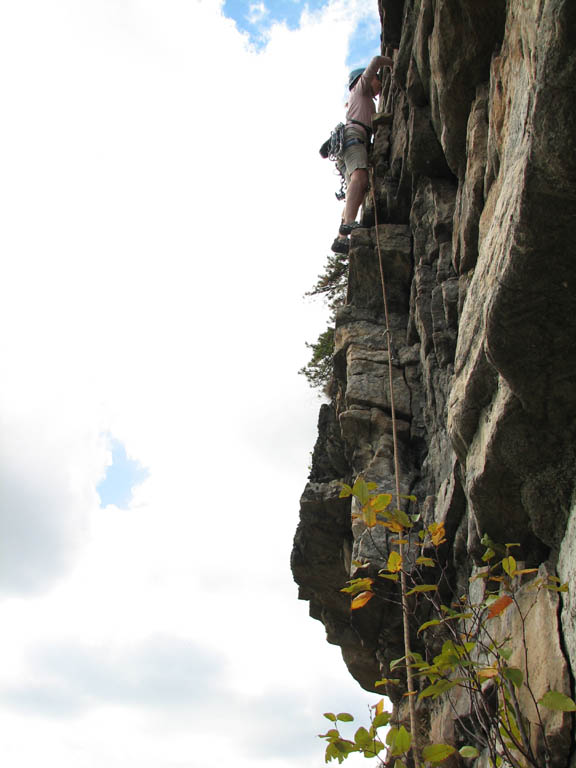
[292,1,576,765]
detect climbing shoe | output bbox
[338,221,365,236]
[331,237,350,254]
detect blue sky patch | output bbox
[97,438,149,509]
[223,0,322,42]
[222,0,380,65]
[346,15,381,70]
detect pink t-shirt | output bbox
[345,56,386,136]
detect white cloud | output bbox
[247,1,269,25]
[0,0,383,766]
[0,635,227,716]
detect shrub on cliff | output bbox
[299,327,335,390]
[318,477,575,768]
[300,252,347,390]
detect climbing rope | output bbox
[369,167,421,768]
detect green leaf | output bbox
[337,713,354,722]
[352,477,370,505]
[459,745,480,758]
[319,729,340,739]
[324,713,337,722]
[480,534,499,550]
[419,679,458,700]
[371,493,393,511]
[354,727,372,748]
[325,742,341,763]
[502,667,524,688]
[394,726,412,755]
[417,619,443,635]
[422,744,456,764]
[393,508,412,528]
[386,727,397,747]
[482,547,496,562]
[539,691,576,711]
[325,739,356,764]
[341,578,374,595]
[372,711,392,729]
[416,556,436,567]
[406,584,438,595]
[387,726,412,755]
[339,484,353,499]
[499,647,513,661]
[502,556,516,577]
[334,739,356,755]
[379,573,399,582]
[500,706,521,744]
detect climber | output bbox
[331,54,394,255]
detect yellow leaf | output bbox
[339,484,353,498]
[362,504,378,527]
[351,591,374,610]
[429,522,446,547]
[384,520,405,533]
[387,551,403,573]
[477,667,499,680]
[370,493,393,511]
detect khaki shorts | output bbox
[337,126,368,185]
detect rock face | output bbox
[292,1,576,765]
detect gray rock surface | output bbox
[293,0,576,763]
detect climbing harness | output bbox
[319,122,369,201]
[369,167,422,768]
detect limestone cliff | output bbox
[292,1,576,765]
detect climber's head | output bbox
[349,67,381,98]
[348,68,364,90]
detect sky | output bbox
[0,1,383,766]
